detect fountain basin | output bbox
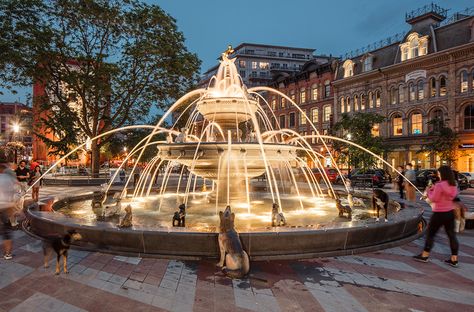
[25,193,424,260]
[157,142,298,179]
[197,97,258,128]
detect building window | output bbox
[311,108,319,124]
[401,47,408,61]
[420,40,428,55]
[368,91,374,108]
[323,106,331,122]
[363,55,373,72]
[300,110,307,125]
[375,90,381,107]
[464,105,474,130]
[393,115,403,136]
[300,88,306,104]
[271,97,276,110]
[398,85,405,103]
[410,38,419,58]
[239,60,246,68]
[417,80,424,100]
[239,70,246,78]
[440,76,447,97]
[251,61,258,69]
[324,81,330,98]
[312,85,318,100]
[429,77,436,97]
[281,97,286,108]
[372,123,380,137]
[360,94,366,110]
[279,115,286,128]
[289,112,295,127]
[340,98,345,113]
[343,60,354,78]
[461,71,468,93]
[400,32,429,61]
[311,130,316,144]
[353,95,359,111]
[346,97,351,113]
[431,109,444,132]
[411,113,422,134]
[390,87,398,105]
[409,83,416,101]
[259,62,269,69]
[290,90,296,102]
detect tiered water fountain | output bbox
[26,47,424,259]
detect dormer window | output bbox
[400,33,429,61]
[343,60,354,78]
[362,54,373,72]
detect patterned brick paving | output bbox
[0,186,472,311]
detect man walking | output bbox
[405,163,417,202]
[15,160,29,193]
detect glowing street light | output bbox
[12,123,20,133]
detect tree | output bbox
[0,0,201,176]
[418,117,460,165]
[332,112,387,169]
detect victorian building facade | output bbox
[333,4,474,172]
[265,57,337,167]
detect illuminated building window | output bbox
[417,80,424,100]
[439,76,447,97]
[393,115,403,136]
[239,60,246,68]
[343,60,354,78]
[300,110,307,125]
[281,97,286,108]
[375,90,381,107]
[429,77,436,97]
[409,83,416,101]
[353,95,359,111]
[290,90,296,102]
[340,97,345,113]
[400,32,428,61]
[390,87,398,105]
[371,123,380,137]
[311,130,316,144]
[300,88,306,103]
[362,55,373,72]
[311,108,319,124]
[411,113,422,134]
[360,94,366,110]
[251,61,258,69]
[368,91,374,108]
[346,97,351,112]
[259,62,269,69]
[461,71,468,93]
[271,97,276,110]
[312,84,318,100]
[323,105,331,122]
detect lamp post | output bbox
[346,133,352,174]
[12,123,20,164]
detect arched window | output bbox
[346,97,351,113]
[360,94,366,110]
[300,110,307,125]
[323,105,331,122]
[271,96,276,110]
[353,95,359,111]
[340,97,345,113]
[464,105,474,130]
[390,87,398,105]
[324,80,331,98]
[393,114,403,136]
[439,76,447,97]
[368,91,374,108]
[417,80,424,100]
[429,77,436,97]
[460,71,468,93]
[400,33,429,61]
[399,85,405,103]
[281,96,286,108]
[290,90,296,102]
[300,88,306,103]
[311,108,319,124]
[343,60,354,78]
[410,38,419,58]
[409,83,416,101]
[431,109,444,132]
[375,90,381,107]
[311,84,318,100]
[411,113,422,134]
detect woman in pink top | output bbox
[414,166,459,267]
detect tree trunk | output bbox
[91,141,100,178]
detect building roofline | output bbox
[233,42,315,52]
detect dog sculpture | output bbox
[372,188,389,222]
[172,203,186,227]
[271,203,286,226]
[218,206,250,279]
[118,205,133,228]
[43,230,82,275]
[103,198,122,218]
[335,198,352,219]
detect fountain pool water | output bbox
[25,46,424,259]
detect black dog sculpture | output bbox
[372,188,389,222]
[172,203,186,227]
[335,198,352,219]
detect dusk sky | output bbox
[2,0,473,103]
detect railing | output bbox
[340,32,405,60]
[436,7,474,28]
[405,3,448,21]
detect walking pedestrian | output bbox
[15,160,29,193]
[396,165,405,199]
[413,165,459,267]
[404,163,416,202]
[0,162,16,260]
[30,165,43,202]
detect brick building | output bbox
[332,4,474,172]
[265,57,338,167]
[0,102,33,161]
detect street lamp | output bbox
[346,133,352,172]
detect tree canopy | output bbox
[0,0,201,173]
[418,117,460,165]
[332,112,387,169]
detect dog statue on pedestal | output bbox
[217,206,250,279]
[271,203,286,226]
[335,198,352,219]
